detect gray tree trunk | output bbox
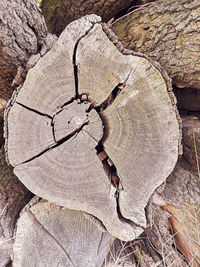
[111,0,200,89]
[0,0,56,101]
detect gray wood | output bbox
[0,147,32,267]
[13,200,112,267]
[5,15,181,241]
[77,24,181,225]
[111,0,200,89]
[7,103,54,166]
[0,0,56,100]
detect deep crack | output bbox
[16,101,52,119]
[20,120,89,165]
[73,23,96,99]
[92,66,145,231]
[88,68,133,113]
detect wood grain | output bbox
[5,15,181,241]
[13,200,112,267]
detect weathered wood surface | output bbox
[111,0,200,89]
[41,0,136,36]
[5,15,181,241]
[0,148,33,266]
[105,158,200,266]
[13,200,112,267]
[0,100,33,266]
[0,0,57,100]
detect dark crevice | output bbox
[96,140,145,230]
[89,68,133,113]
[91,66,145,230]
[19,121,89,165]
[72,23,96,99]
[116,194,145,230]
[94,82,124,113]
[51,120,56,143]
[60,97,75,109]
[16,101,52,120]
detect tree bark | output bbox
[0,1,55,264]
[0,0,56,100]
[111,0,200,89]
[41,0,136,36]
[0,0,200,266]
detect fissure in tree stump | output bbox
[4,15,181,241]
[13,200,112,266]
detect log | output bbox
[0,146,33,266]
[41,0,136,36]
[106,158,200,266]
[5,15,181,241]
[13,200,112,266]
[111,0,200,89]
[0,99,33,266]
[0,0,57,100]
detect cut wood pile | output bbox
[0,0,200,266]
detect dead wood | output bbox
[105,157,200,266]
[13,200,112,267]
[41,0,136,36]
[0,0,57,100]
[111,0,200,89]
[4,15,181,241]
[0,101,33,266]
[0,146,33,266]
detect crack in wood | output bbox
[26,210,75,267]
[19,120,89,165]
[73,23,96,99]
[87,68,133,113]
[16,101,53,120]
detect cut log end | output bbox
[5,15,181,240]
[13,200,112,267]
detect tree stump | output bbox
[13,200,112,266]
[5,15,181,241]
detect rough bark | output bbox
[111,0,200,89]
[41,0,137,36]
[0,0,56,100]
